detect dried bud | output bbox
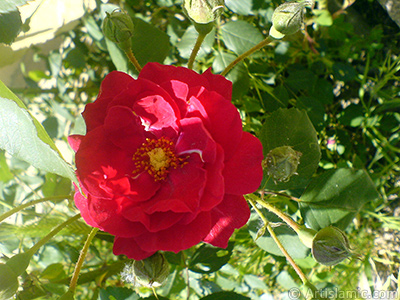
[102,9,134,52]
[312,226,356,266]
[121,252,170,288]
[270,1,306,39]
[183,0,224,35]
[263,146,302,183]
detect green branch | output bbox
[188,32,208,70]
[68,227,99,293]
[27,213,81,255]
[221,36,274,77]
[0,195,72,223]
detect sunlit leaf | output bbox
[300,168,380,230]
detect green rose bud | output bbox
[312,226,357,266]
[102,9,134,52]
[262,146,302,183]
[270,1,306,39]
[183,0,225,35]
[121,252,170,288]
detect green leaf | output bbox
[189,242,234,274]
[0,151,13,182]
[213,52,250,99]
[40,263,66,281]
[248,210,310,259]
[259,108,321,190]
[0,0,30,44]
[42,173,72,197]
[99,286,139,300]
[200,291,250,299]
[285,69,317,93]
[332,62,356,82]
[262,84,289,112]
[220,20,263,55]
[0,82,77,185]
[6,251,32,276]
[0,0,29,13]
[105,37,130,72]
[299,168,380,230]
[131,17,171,67]
[0,9,22,45]
[313,9,333,26]
[225,0,253,16]
[177,26,215,59]
[0,264,19,300]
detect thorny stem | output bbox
[125,49,142,72]
[221,36,274,76]
[188,32,208,70]
[27,213,81,255]
[0,195,72,223]
[248,198,325,300]
[68,227,99,293]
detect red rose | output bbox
[69,63,263,260]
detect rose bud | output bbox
[122,252,170,288]
[262,146,302,183]
[312,226,358,266]
[183,0,225,34]
[102,9,134,52]
[269,1,306,39]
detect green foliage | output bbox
[0,0,29,45]
[259,108,321,190]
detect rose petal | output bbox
[203,194,250,248]
[87,194,148,238]
[113,236,156,260]
[68,135,83,152]
[132,211,212,254]
[199,145,225,212]
[201,67,232,101]
[139,62,210,93]
[175,117,217,163]
[73,187,98,228]
[187,89,243,160]
[223,132,264,195]
[83,71,134,132]
[104,105,145,151]
[75,127,133,198]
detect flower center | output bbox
[132,137,186,181]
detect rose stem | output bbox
[248,199,323,300]
[125,49,142,72]
[220,36,274,77]
[27,213,81,255]
[255,196,301,233]
[187,32,208,70]
[263,190,301,202]
[0,195,72,223]
[152,287,160,300]
[68,227,99,294]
